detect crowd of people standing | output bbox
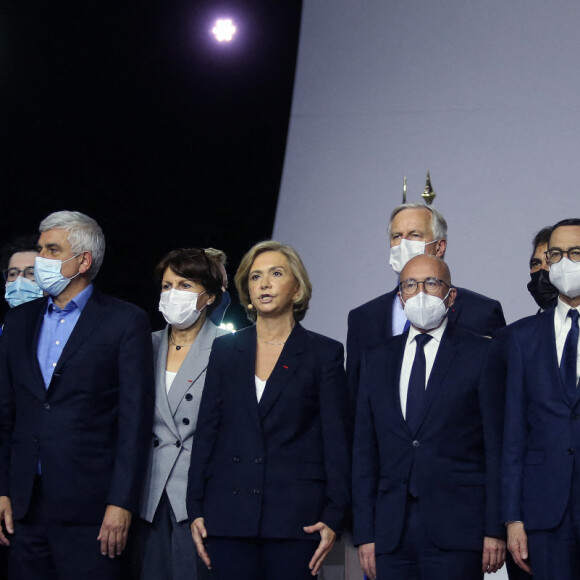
[0,205,577,580]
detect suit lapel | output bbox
[540,308,580,408]
[50,290,107,388]
[258,323,305,422]
[154,328,179,438]
[235,326,262,431]
[412,324,460,434]
[23,298,50,400]
[167,321,217,414]
[386,333,409,431]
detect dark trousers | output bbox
[206,536,318,580]
[130,492,213,580]
[527,504,580,580]
[376,497,483,580]
[9,477,128,580]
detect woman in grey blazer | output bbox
[136,248,228,580]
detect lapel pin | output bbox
[283,365,289,369]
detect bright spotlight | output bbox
[212,18,237,43]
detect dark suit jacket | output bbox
[502,308,580,531]
[352,323,505,554]
[186,323,351,539]
[346,286,505,407]
[0,288,155,523]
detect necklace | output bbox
[257,335,286,346]
[257,329,294,346]
[170,333,193,351]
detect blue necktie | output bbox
[406,333,432,433]
[561,309,579,395]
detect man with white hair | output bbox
[347,202,505,406]
[0,211,154,579]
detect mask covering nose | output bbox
[527,269,559,310]
[5,277,43,308]
[159,288,207,329]
[402,290,450,331]
[34,254,82,297]
[389,239,439,275]
[549,258,580,299]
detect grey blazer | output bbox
[140,320,228,522]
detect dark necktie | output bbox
[561,309,580,394]
[406,333,432,433]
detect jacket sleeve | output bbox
[352,350,380,546]
[106,307,155,512]
[186,341,224,523]
[318,341,351,533]
[479,338,507,539]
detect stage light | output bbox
[212,18,237,43]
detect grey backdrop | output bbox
[274,0,580,353]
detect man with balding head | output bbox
[352,255,506,579]
[347,202,505,406]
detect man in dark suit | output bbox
[0,211,154,579]
[346,202,505,406]
[503,219,580,579]
[352,254,505,579]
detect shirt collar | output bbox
[407,316,448,346]
[555,295,580,324]
[47,283,94,314]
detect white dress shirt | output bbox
[554,297,580,381]
[255,375,267,402]
[399,318,448,418]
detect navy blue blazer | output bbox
[502,308,580,531]
[0,288,155,523]
[352,323,505,554]
[186,323,351,539]
[346,286,506,408]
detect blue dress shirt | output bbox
[37,284,93,388]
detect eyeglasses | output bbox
[399,277,450,296]
[3,267,35,282]
[545,247,580,264]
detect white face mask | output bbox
[389,239,439,275]
[34,254,82,297]
[549,258,580,299]
[402,290,450,331]
[159,288,207,330]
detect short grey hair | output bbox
[388,202,448,242]
[39,211,105,279]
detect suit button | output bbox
[568,448,575,455]
[153,439,159,447]
[185,394,193,401]
[175,441,181,448]
[182,418,190,425]
[33,436,39,444]
[233,487,240,495]
[254,457,262,464]
[233,456,241,463]
[402,478,408,484]
[572,413,579,420]
[412,440,420,448]
[44,402,50,410]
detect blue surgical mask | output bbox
[4,277,43,308]
[34,254,82,297]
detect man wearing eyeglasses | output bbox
[503,218,580,579]
[0,235,43,311]
[346,202,505,408]
[353,254,505,580]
